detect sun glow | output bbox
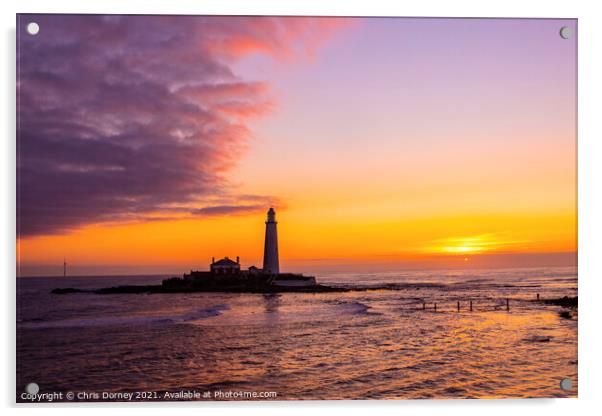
[422,234,521,256]
[443,245,483,254]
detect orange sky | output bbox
[16,17,577,276]
[17,202,576,275]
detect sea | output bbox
[16,266,578,401]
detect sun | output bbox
[442,245,483,254]
[419,235,501,256]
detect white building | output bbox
[262,207,279,275]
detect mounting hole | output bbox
[25,382,39,395]
[26,22,40,36]
[560,378,573,391]
[559,26,572,40]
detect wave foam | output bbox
[18,304,229,329]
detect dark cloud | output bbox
[191,204,267,217]
[17,15,341,237]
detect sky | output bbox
[16,15,577,276]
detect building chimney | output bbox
[211,256,215,264]
[236,256,240,264]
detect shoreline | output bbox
[51,284,351,294]
[50,285,579,309]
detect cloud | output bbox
[188,194,286,217]
[192,205,266,217]
[17,15,343,237]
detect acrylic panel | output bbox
[16,14,577,402]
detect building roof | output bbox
[212,257,239,266]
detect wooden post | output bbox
[434,303,437,311]
[469,300,473,311]
[536,293,540,301]
[422,302,426,310]
[457,301,460,312]
[506,298,510,311]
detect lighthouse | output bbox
[262,207,279,275]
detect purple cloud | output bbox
[191,204,267,217]
[16,14,341,237]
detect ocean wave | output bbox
[343,301,371,315]
[178,304,229,322]
[18,304,229,329]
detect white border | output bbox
[2,0,601,415]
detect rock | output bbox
[50,288,86,294]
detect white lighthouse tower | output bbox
[262,207,279,275]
